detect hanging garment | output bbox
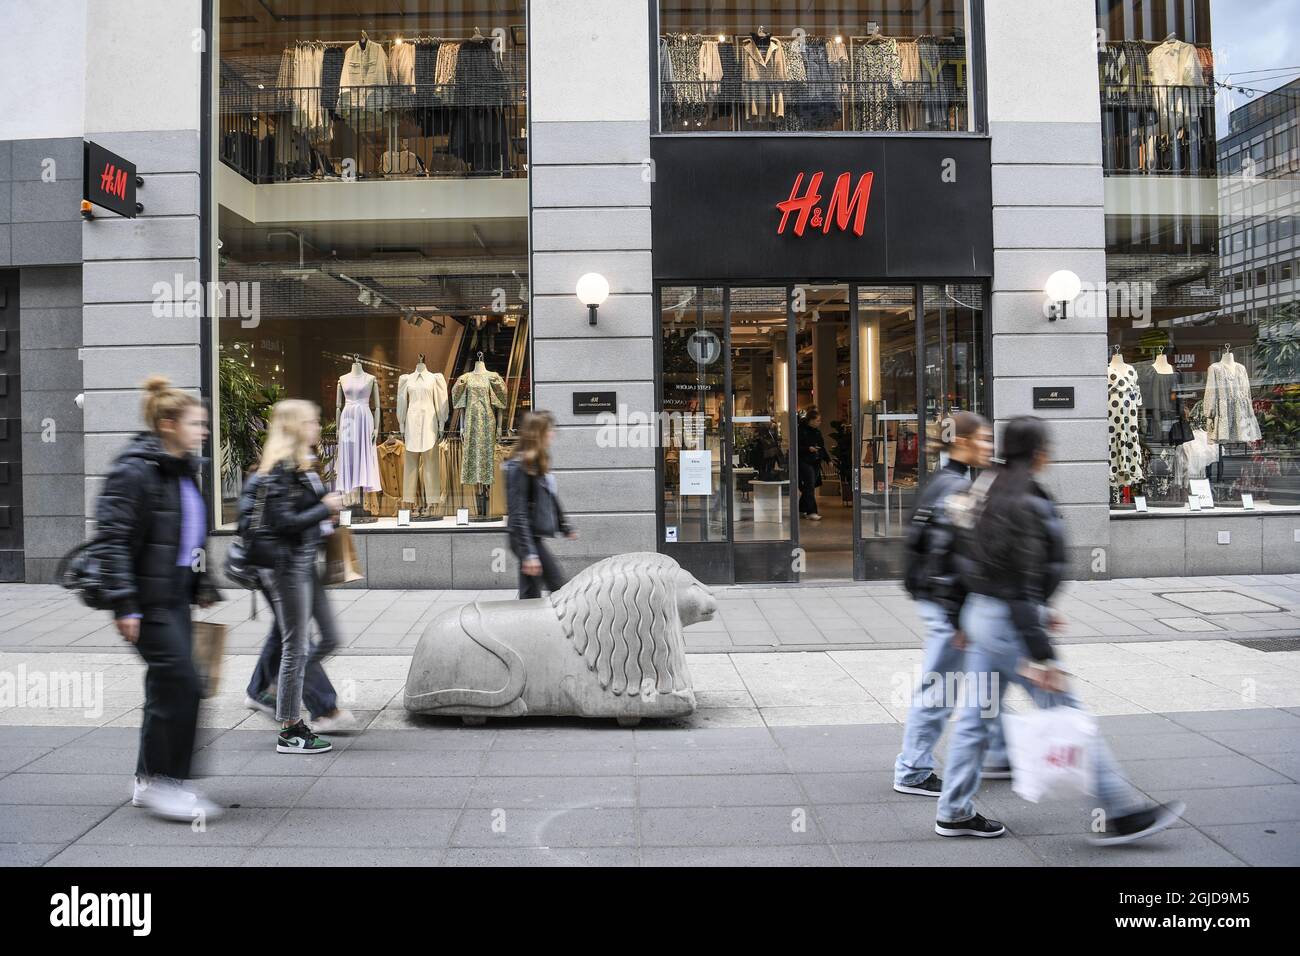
[1203,360,1261,443]
[853,38,902,131]
[397,370,450,454]
[740,36,787,120]
[321,45,345,117]
[453,40,506,107]
[666,34,707,125]
[1138,363,1182,444]
[389,40,416,92]
[802,40,837,128]
[779,35,809,131]
[699,39,723,101]
[896,38,921,129]
[414,40,440,103]
[335,372,382,493]
[1147,38,1204,144]
[435,42,461,88]
[275,48,295,109]
[377,438,406,502]
[337,40,389,111]
[452,369,507,486]
[1108,362,1145,487]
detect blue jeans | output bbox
[937,593,1144,823]
[245,597,339,719]
[895,599,1007,786]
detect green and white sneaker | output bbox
[276,720,332,754]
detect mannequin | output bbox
[452,351,507,519]
[397,354,449,516]
[1107,346,1144,489]
[1138,346,1182,447]
[334,356,382,518]
[1204,344,1260,443]
[1151,351,1174,374]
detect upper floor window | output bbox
[656,1,979,134]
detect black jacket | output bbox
[903,460,971,627]
[261,461,332,555]
[96,432,214,618]
[505,458,570,559]
[958,479,1067,662]
[798,421,830,475]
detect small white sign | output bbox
[339,510,352,527]
[455,508,470,526]
[1241,493,1255,510]
[1189,478,1214,508]
[679,450,713,496]
[665,526,678,543]
[1134,496,1148,513]
[1188,495,1203,512]
[397,509,412,527]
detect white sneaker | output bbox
[137,777,223,823]
[807,513,823,521]
[131,775,149,807]
[310,709,359,734]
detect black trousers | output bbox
[798,461,820,516]
[133,567,201,780]
[517,539,566,599]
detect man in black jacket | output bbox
[893,411,1008,796]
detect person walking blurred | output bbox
[98,376,222,822]
[797,407,831,520]
[241,470,357,735]
[505,411,577,599]
[935,416,1183,843]
[894,411,1009,796]
[254,400,344,754]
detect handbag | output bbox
[322,526,364,585]
[223,539,261,590]
[239,475,279,569]
[191,621,228,698]
[56,537,115,611]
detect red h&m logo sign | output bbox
[776,171,874,237]
[100,163,129,202]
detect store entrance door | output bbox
[658,282,987,585]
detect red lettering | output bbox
[823,172,873,237]
[100,163,117,195]
[776,172,823,237]
[113,168,128,200]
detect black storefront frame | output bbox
[654,278,992,585]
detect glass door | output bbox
[856,285,921,578]
[728,286,795,582]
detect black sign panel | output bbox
[83,141,137,218]
[572,391,617,415]
[1033,387,1076,409]
[651,136,992,281]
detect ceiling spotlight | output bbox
[357,289,371,305]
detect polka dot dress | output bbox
[1108,362,1144,488]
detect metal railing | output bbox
[220,81,527,182]
[659,78,969,133]
[1101,84,1218,175]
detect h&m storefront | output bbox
[650,136,993,584]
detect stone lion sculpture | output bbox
[404,553,715,725]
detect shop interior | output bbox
[217,0,528,183]
[657,0,973,134]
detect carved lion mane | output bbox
[551,553,691,698]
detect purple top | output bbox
[177,477,205,567]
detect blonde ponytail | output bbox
[141,375,200,433]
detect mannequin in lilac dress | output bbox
[334,360,382,499]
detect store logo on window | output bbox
[776,171,874,237]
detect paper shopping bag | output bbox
[323,526,364,585]
[191,621,228,699]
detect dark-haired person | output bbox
[98,376,222,822]
[506,411,577,599]
[894,411,1009,796]
[797,407,830,520]
[935,416,1183,843]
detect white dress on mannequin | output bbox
[335,370,381,493]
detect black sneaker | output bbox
[894,773,943,797]
[276,720,333,754]
[981,764,1013,780]
[935,813,1006,838]
[1089,801,1184,846]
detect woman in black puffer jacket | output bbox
[97,376,221,821]
[935,416,1182,845]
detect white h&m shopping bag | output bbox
[1001,706,1097,803]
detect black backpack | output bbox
[225,473,278,588]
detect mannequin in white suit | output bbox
[397,355,449,513]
